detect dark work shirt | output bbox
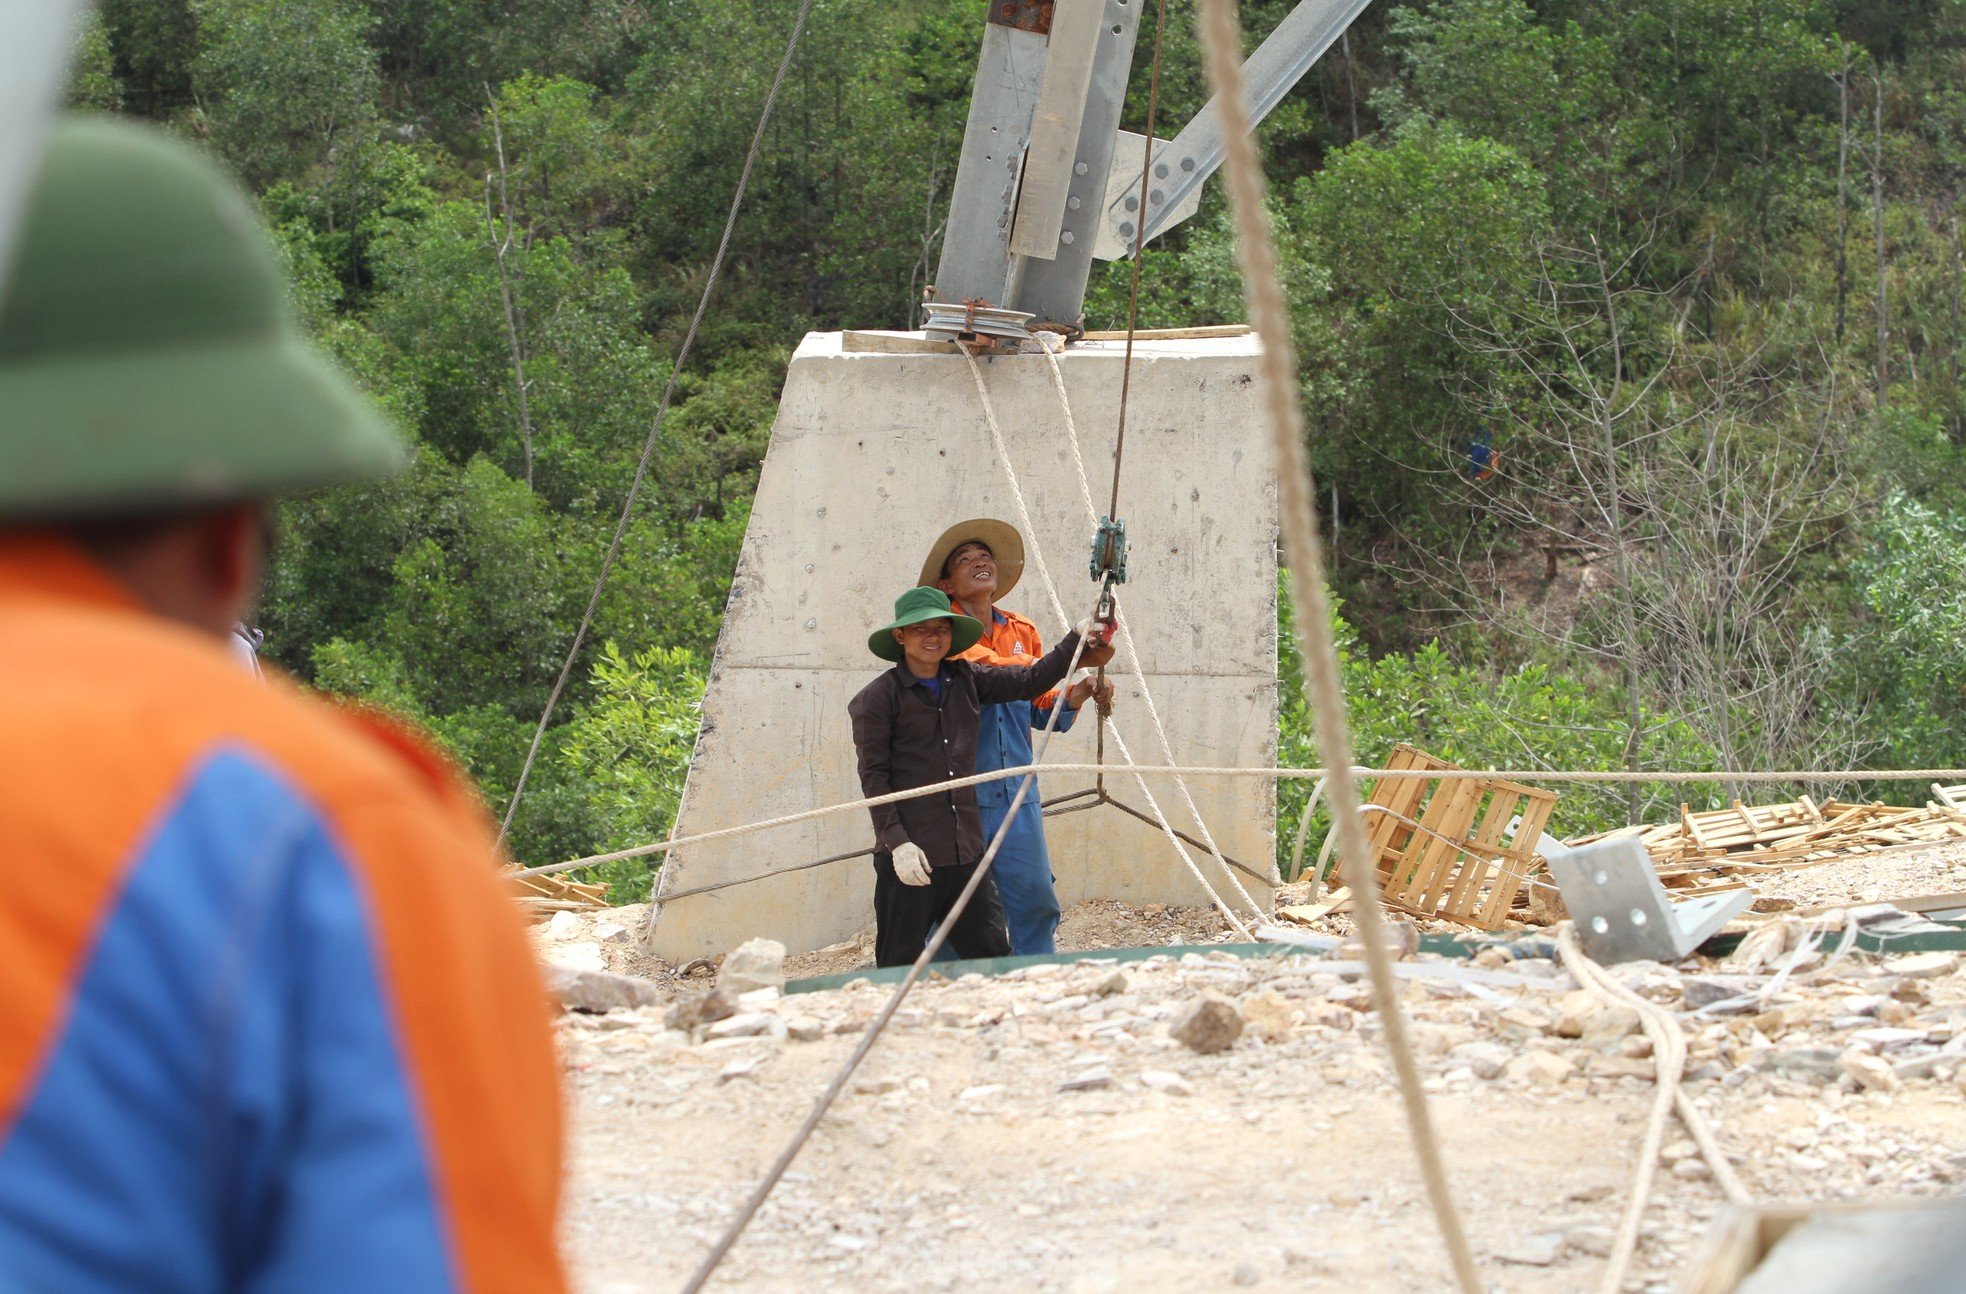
[847,633,1082,869]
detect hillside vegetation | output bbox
[75,0,1966,886]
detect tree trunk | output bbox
[1874,72,1889,408]
[1951,215,1964,445]
[1341,31,1359,143]
[1834,53,1850,345]
[485,101,535,490]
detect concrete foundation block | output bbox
[648,331,1279,960]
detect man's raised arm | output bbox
[973,622,1114,706]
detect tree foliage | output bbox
[72,0,1966,888]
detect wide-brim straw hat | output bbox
[918,518,1024,602]
[868,586,985,662]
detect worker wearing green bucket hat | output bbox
[865,584,986,660]
[849,584,1116,967]
[0,119,566,1290]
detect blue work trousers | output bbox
[927,793,1061,960]
[979,793,1061,955]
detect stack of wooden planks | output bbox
[1565,793,1966,893]
[508,869,609,917]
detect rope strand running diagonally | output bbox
[1557,922,1752,1294]
[677,597,1104,1293]
[1192,0,1482,1287]
[491,0,817,853]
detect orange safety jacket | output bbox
[0,534,565,1293]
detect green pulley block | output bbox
[1088,515,1128,584]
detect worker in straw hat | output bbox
[848,584,1115,967]
[924,519,1114,955]
[0,119,564,1290]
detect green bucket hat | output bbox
[0,117,406,521]
[868,586,985,662]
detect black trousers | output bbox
[872,853,1013,968]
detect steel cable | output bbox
[492,0,817,853]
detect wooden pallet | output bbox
[1342,744,1559,931]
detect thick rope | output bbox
[1029,335,1268,915]
[1193,0,1480,1287]
[516,761,1966,881]
[678,601,1101,1292]
[1288,776,1329,880]
[492,0,816,851]
[956,344,1257,937]
[1557,922,1750,1294]
[1097,721,1257,937]
[957,345,1072,629]
[1036,334,1105,522]
[1109,587,1267,913]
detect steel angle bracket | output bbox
[1006,0,1106,262]
[1101,0,1375,256]
[929,16,1051,312]
[1542,836,1752,964]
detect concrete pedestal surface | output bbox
[648,331,1278,960]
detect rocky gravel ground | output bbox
[552,932,1966,1293]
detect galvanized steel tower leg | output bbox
[929,5,1051,311]
[928,0,1375,333]
[1004,0,1142,330]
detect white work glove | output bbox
[891,841,932,887]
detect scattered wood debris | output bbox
[1566,797,1966,895]
[509,868,609,916]
[1287,758,1966,934]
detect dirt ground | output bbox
[538,842,1966,1293]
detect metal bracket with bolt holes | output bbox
[930,0,1376,329]
[1542,836,1752,964]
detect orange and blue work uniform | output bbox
[954,606,1079,955]
[0,535,565,1293]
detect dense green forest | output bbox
[71,0,1966,890]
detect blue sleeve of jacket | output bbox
[0,750,455,1294]
[1032,697,1077,734]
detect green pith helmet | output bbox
[868,586,985,662]
[0,118,406,521]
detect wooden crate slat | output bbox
[1390,776,1483,907]
[1441,788,1518,919]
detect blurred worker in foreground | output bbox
[0,119,565,1291]
[925,519,1114,955]
[848,585,1115,967]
